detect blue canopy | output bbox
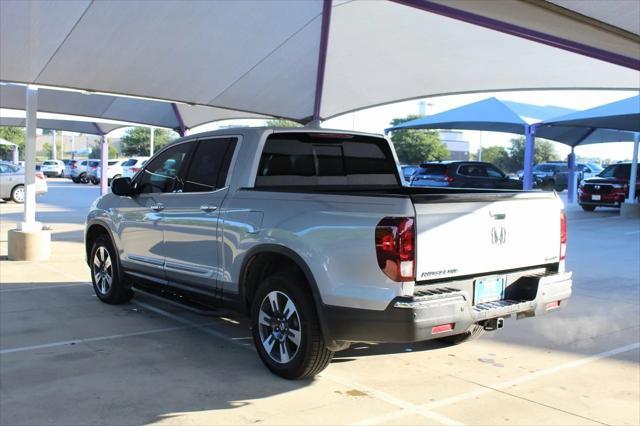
[386,96,637,147]
[385,97,528,134]
[541,95,640,132]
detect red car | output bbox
[579,162,639,211]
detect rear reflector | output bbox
[431,323,454,334]
[546,301,560,310]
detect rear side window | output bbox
[256,133,398,187]
[416,164,447,176]
[108,161,118,166]
[182,137,238,192]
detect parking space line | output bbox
[0,325,188,355]
[353,341,640,425]
[0,283,90,293]
[133,300,463,425]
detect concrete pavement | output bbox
[1,180,638,425]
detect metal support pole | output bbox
[149,126,155,156]
[478,131,483,161]
[567,148,576,204]
[12,146,19,164]
[523,125,536,190]
[71,135,75,159]
[628,133,639,203]
[20,86,39,230]
[100,135,109,196]
[52,132,57,160]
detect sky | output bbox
[1,89,637,162]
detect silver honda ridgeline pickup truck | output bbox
[85,127,572,379]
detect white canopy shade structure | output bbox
[1,0,638,124]
[0,116,125,136]
[0,83,269,136]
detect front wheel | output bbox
[251,273,334,379]
[10,185,25,203]
[90,235,133,304]
[436,324,485,345]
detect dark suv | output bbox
[531,162,569,191]
[579,163,639,211]
[409,161,521,189]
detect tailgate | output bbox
[413,192,562,281]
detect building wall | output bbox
[439,130,469,161]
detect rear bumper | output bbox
[324,271,572,343]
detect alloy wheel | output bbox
[258,291,302,364]
[92,246,113,295]
[13,186,25,203]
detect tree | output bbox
[479,146,511,172]
[0,127,25,160]
[89,144,118,159]
[388,115,448,164]
[507,137,560,172]
[265,119,301,127]
[120,127,176,156]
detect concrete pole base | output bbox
[7,229,51,261]
[620,202,640,219]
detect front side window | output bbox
[182,138,237,193]
[485,165,505,178]
[137,143,191,194]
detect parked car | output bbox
[578,162,639,211]
[410,161,522,189]
[88,159,128,185]
[121,157,150,179]
[86,128,572,379]
[576,162,604,185]
[41,160,65,177]
[529,163,569,191]
[0,161,48,203]
[69,159,97,183]
[400,165,419,183]
[64,159,79,178]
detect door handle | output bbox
[150,203,164,212]
[200,205,217,213]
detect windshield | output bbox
[599,164,630,179]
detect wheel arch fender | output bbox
[239,244,341,350]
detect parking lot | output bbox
[1,179,638,425]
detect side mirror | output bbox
[111,177,133,196]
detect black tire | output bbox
[89,234,133,304]
[542,180,555,191]
[79,173,89,184]
[71,177,81,183]
[251,272,333,379]
[436,324,485,345]
[10,185,25,203]
[581,204,596,212]
[90,176,100,185]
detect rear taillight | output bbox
[35,172,45,180]
[131,167,141,173]
[444,169,454,183]
[375,217,415,282]
[560,210,567,260]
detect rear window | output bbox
[108,161,119,166]
[122,159,137,167]
[255,133,399,187]
[43,161,58,165]
[88,161,100,167]
[415,164,447,176]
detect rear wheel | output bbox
[542,180,555,191]
[10,185,25,203]
[71,177,80,183]
[90,176,100,185]
[79,173,89,184]
[90,234,133,304]
[581,204,596,212]
[436,324,485,345]
[251,273,333,379]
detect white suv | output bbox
[41,160,65,177]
